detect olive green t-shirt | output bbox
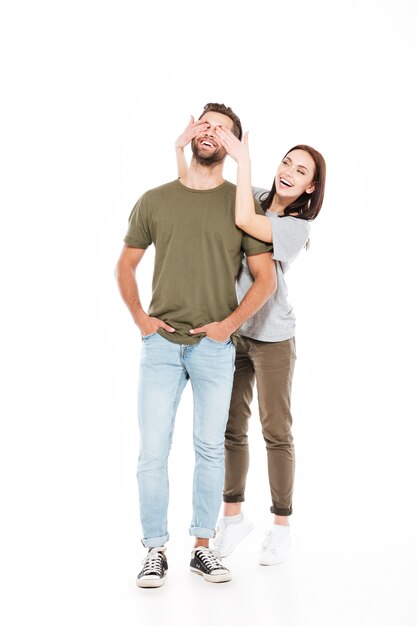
[124,179,272,345]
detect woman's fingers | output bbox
[216,125,240,145]
[217,125,248,146]
[215,125,249,161]
[216,125,235,138]
[193,120,210,131]
[176,119,210,148]
[191,121,209,134]
[215,130,228,148]
[215,127,231,147]
[188,120,210,139]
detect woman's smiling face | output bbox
[275,149,316,201]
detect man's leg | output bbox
[137,333,188,548]
[185,336,235,583]
[185,337,236,541]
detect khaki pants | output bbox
[224,335,296,516]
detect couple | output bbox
[115,102,326,588]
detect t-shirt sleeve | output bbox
[269,216,311,262]
[252,186,269,204]
[241,198,273,256]
[123,194,152,249]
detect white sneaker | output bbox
[258,526,291,565]
[213,515,254,557]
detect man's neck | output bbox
[179,158,225,190]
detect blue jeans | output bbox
[137,332,236,548]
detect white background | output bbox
[1,1,416,624]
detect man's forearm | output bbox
[116,265,147,327]
[222,276,276,335]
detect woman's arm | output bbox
[175,116,209,178]
[215,126,273,243]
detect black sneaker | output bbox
[136,547,168,588]
[190,547,232,583]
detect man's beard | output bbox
[191,138,226,166]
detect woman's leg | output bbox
[252,337,296,522]
[213,337,256,556]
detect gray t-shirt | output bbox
[236,187,311,342]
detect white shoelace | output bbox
[214,526,231,552]
[141,549,164,575]
[261,530,287,554]
[196,548,225,571]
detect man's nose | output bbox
[204,124,216,136]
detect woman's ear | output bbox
[306,182,316,194]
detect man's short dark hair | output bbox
[198,103,242,141]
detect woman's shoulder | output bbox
[252,186,269,204]
[283,215,311,233]
[268,215,311,262]
[268,213,311,234]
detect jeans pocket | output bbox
[142,331,158,341]
[204,336,232,346]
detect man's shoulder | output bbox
[221,180,236,195]
[138,179,236,205]
[141,180,179,200]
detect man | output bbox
[115,103,276,587]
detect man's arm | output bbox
[190,252,276,341]
[115,244,176,336]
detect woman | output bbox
[176,119,326,565]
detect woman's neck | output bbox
[268,194,288,215]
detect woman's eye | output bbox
[297,170,305,175]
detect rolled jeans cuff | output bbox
[141,533,169,548]
[189,526,215,539]
[270,504,292,516]
[223,494,245,503]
